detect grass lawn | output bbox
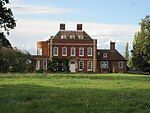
[0,73,150,113]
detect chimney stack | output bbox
[77,24,82,30]
[110,41,115,51]
[60,23,65,30]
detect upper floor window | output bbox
[62,47,67,56]
[87,47,92,56]
[43,60,47,70]
[100,61,108,68]
[103,53,107,58]
[79,61,84,71]
[53,47,58,56]
[87,61,93,71]
[118,61,123,68]
[71,47,76,56]
[37,48,42,55]
[79,47,84,56]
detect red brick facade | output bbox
[33,24,127,73]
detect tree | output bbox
[131,15,150,72]
[124,43,129,61]
[0,0,16,33]
[0,0,16,48]
[0,47,35,73]
[0,32,12,48]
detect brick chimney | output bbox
[60,23,65,30]
[110,41,115,51]
[77,24,82,30]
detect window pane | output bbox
[87,61,92,71]
[79,47,84,56]
[87,47,92,56]
[53,47,58,56]
[71,47,76,56]
[79,61,84,71]
[62,47,67,56]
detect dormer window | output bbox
[103,53,107,58]
[61,35,66,39]
[70,35,75,39]
[61,35,63,39]
[78,35,84,39]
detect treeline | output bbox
[0,45,35,73]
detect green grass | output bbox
[0,73,150,113]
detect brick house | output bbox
[33,24,127,73]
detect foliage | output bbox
[0,0,16,33]
[0,73,150,113]
[131,15,150,72]
[124,43,129,61]
[48,58,69,72]
[0,47,35,73]
[0,32,12,48]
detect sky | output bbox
[6,0,150,55]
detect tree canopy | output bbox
[131,15,150,72]
[0,0,16,33]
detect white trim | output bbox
[79,61,84,71]
[53,47,58,56]
[71,47,76,56]
[118,61,123,68]
[87,47,92,56]
[79,47,84,56]
[103,53,107,58]
[62,47,67,56]
[36,60,40,70]
[87,61,93,71]
[43,60,47,70]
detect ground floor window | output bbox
[100,61,108,68]
[118,61,123,68]
[43,60,47,70]
[36,60,40,70]
[79,61,84,71]
[87,61,92,71]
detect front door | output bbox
[70,61,76,73]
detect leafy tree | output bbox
[0,32,12,48]
[0,0,16,33]
[0,0,16,48]
[0,47,35,73]
[131,15,150,72]
[124,42,129,61]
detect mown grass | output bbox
[0,73,150,113]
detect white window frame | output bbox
[36,60,40,70]
[53,47,58,56]
[37,48,42,55]
[100,61,108,68]
[43,60,47,70]
[79,47,84,56]
[87,47,92,56]
[79,61,84,71]
[71,47,76,56]
[62,47,67,56]
[118,61,123,68]
[103,53,107,58]
[87,61,93,71]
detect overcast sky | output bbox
[7,0,150,55]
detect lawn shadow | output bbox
[0,84,150,113]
